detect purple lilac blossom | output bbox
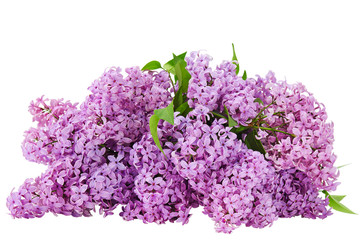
[250,71,339,191]
[7,51,338,234]
[185,52,339,191]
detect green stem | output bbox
[208,73,214,86]
[273,122,288,129]
[254,126,295,137]
[45,140,58,146]
[163,67,176,94]
[253,100,275,122]
[40,107,59,120]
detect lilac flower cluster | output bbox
[7,51,339,233]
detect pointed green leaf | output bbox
[323,190,357,214]
[223,105,238,127]
[149,101,175,157]
[153,101,174,125]
[254,98,264,105]
[244,129,266,155]
[171,53,191,110]
[173,54,191,93]
[163,52,186,75]
[149,114,164,155]
[242,70,247,80]
[173,90,184,111]
[232,43,240,75]
[331,195,346,202]
[141,60,162,71]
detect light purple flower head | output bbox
[7,50,340,234]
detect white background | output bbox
[0,0,359,239]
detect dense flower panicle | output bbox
[273,168,332,219]
[203,147,278,233]
[29,96,79,128]
[250,72,339,191]
[81,66,172,146]
[22,97,79,165]
[186,52,260,125]
[126,131,197,224]
[7,51,339,234]
[11,66,173,218]
[186,52,338,191]
[7,159,89,219]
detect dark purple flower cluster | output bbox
[7,51,338,233]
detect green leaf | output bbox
[254,98,264,105]
[173,90,184,111]
[163,52,187,75]
[173,54,191,93]
[149,114,164,155]
[223,105,238,127]
[232,43,240,75]
[153,101,174,125]
[323,190,357,214]
[331,195,346,202]
[171,53,191,110]
[337,163,351,169]
[176,101,192,116]
[141,60,162,71]
[244,129,266,155]
[242,70,247,80]
[149,102,175,156]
